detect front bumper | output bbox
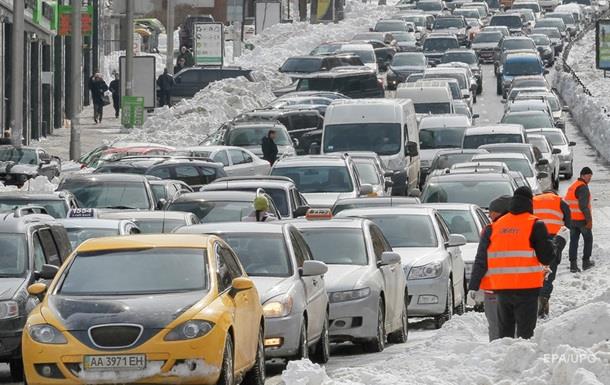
[23,325,226,385]
[263,313,302,358]
[404,270,448,317]
[0,329,22,361]
[476,49,496,63]
[328,292,379,343]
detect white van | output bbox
[321,99,420,195]
[395,82,453,120]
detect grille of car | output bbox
[88,324,143,348]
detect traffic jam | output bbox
[0,0,603,384]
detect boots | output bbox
[538,297,549,319]
[570,260,581,273]
[583,259,596,270]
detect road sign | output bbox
[121,96,145,128]
[597,19,610,70]
[193,23,224,66]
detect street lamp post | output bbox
[69,0,83,160]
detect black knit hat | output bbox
[513,186,533,201]
[489,195,511,214]
[580,167,593,176]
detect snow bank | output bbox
[0,176,59,193]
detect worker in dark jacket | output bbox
[262,130,279,165]
[156,69,175,107]
[108,72,121,119]
[468,187,555,339]
[565,167,594,272]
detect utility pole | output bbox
[69,0,82,160]
[125,0,134,97]
[166,0,174,74]
[10,0,24,147]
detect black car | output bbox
[94,157,227,189]
[421,34,460,65]
[279,54,364,77]
[288,68,384,99]
[489,14,524,35]
[386,52,427,90]
[170,67,253,102]
[0,146,61,187]
[0,208,71,380]
[441,49,482,94]
[0,191,78,218]
[529,34,555,67]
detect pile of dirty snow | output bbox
[0,176,59,193]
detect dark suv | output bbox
[291,68,384,98]
[0,145,61,187]
[279,55,364,77]
[170,67,253,102]
[0,208,71,380]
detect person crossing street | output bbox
[565,167,595,273]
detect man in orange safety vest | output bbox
[565,167,594,272]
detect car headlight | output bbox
[408,261,443,280]
[329,287,371,303]
[262,295,293,318]
[29,324,67,344]
[0,301,18,320]
[165,320,215,341]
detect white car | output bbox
[336,207,467,329]
[293,217,408,352]
[526,128,576,179]
[471,152,549,194]
[171,145,271,177]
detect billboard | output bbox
[316,0,335,22]
[597,19,610,70]
[119,56,157,109]
[193,23,224,66]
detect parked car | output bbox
[0,146,61,187]
[170,67,253,103]
[277,68,384,99]
[0,191,78,219]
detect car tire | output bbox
[217,334,234,385]
[312,314,330,364]
[364,298,386,353]
[9,359,24,382]
[454,285,466,316]
[477,81,483,95]
[243,327,266,385]
[388,294,408,344]
[295,319,309,360]
[553,174,560,190]
[565,162,573,179]
[434,280,453,329]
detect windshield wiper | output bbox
[100,205,138,209]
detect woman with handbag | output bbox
[90,73,109,124]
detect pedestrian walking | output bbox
[533,190,571,318]
[174,57,187,74]
[565,167,595,272]
[108,72,121,119]
[262,130,279,165]
[0,130,11,145]
[470,187,555,339]
[468,195,511,342]
[177,46,195,67]
[90,73,109,124]
[156,69,175,107]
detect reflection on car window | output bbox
[438,210,479,242]
[272,166,353,193]
[301,228,368,265]
[0,234,27,276]
[367,215,438,248]
[422,180,514,208]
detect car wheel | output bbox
[243,327,265,385]
[295,319,308,360]
[217,334,234,385]
[434,280,453,329]
[9,359,24,382]
[454,284,466,316]
[388,294,408,344]
[553,174,560,190]
[364,298,386,353]
[565,162,573,179]
[312,313,330,363]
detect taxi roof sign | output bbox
[67,208,98,219]
[305,208,333,220]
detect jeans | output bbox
[159,92,171,107]
[569,226,593,262]
[496,291,539,339]
[484,292,500,341]
[112,96,120,118]
[540,236,567,298]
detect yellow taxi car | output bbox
[22,234,265,385]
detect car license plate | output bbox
[83,354,146,371]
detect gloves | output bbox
[557,226,570,243]
[467,290,483,305]
[586,220,593,230]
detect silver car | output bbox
[526,128,576,179]
[98,210,199,233]
[293,218,407,352]
[337,151,393,197]
[471,152,549,194]
[57,218,140,248]
[527,133,561,189]
[176,222,331,362]
[335,207,466,328]
[171,145,271,176]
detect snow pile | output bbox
[0,176,59,193]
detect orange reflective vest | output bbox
[479,213,545,291]
[533,193,564,235]
[564,180,590,221]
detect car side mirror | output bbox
[379,251,401,266]
[293,206,310,217]
[359,184,374,196]
[447,234,467,247]
[552,148,561,154]
[35,264,59,280]
[156,198,167,210]
[408,188,421,198]
[537,158,549,166]
[300,260,328,277]
[569,141,576,146]
[28,282,48,296]
[405,141,419,157]
[537,171,549,179]
[230,277,254,294]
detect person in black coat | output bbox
[262,130,279,165]
[156,69,175,107]
[108,73,121,119]
[90,73,109,124]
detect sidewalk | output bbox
[35,104,128,160]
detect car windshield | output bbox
[65,228,120,248]
[424,72,467,89]
[0,147,38,165]
[59,248,208,295]
[280,58,322,73]
[431,153,478,171]
[424,38,459,51]
[134,219,186,233]
[537,20,564,30]
[531,35,551,45]
[541,131,567,146]
[414,102,452,114]
[323,123,401,156]
[478,157,533,177]
[528,137,551,153]
[310,43,342,55]
[533,28,561,39]
[227,126,291,146]
[376,21,406,31]
[300,228,368,265]
[94,165,148,174]
[168,200,257,222]
[272,166,354,193]
[473,32,502,43]
[221,234,291,277]
[367,215,438,247]
[0,234,28,276]
[455,9,480,18]
[463,134,523,148]
[483,146,533,162]
[393,32,416,42]
[490,16,522,29]
[0,199,67,218]
[417,1,442,11]
[60,181,150,209]
[355,162,380,185]
[422,180,514,208]
[548,13,575,24]
[434,18,465,29]
[420,126,466,149]
[516,3,540,11]
[503,59,542,76]
[404,16,426,27]
[339,48,375,64]
[151,184,168,201]
[502,113,553,129]
[392,54,425,66]
[442,52,477,64]
[437,209,480,242]
[503,39,535,50]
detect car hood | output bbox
[472,42,498,49]
[0,162,38,175]
[324,264,371,292]
[434,27,466,34]
[420,148,446,164]
[460,242,479,264]
[45,291,208,331]
[252,276,295,303]
[302,192,355,208]
[0,277,27,301]
[393,247,443,268]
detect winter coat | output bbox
[109,79,120,101]
[90,79,109,105]
[261,136,278,164]
[157,73,175,92]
